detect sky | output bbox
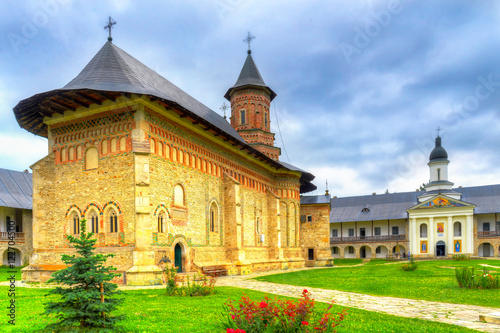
[1,0,500,198]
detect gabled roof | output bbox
[330,184,500,223]
[224,51,276,101]
[0,168,32,210]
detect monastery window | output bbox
[158,142,163,156]
[179,150,184,164]
[69,147,74,160]
[347,246,355,254]
[454,222,462,237]
[483,222,490,232]
[150,139,156,154]
[165,144,170,159]
[264,112,268,128]
[108,209,118,233]
[331,247,339,255]
[102,140,108,154]
[437,168,441,181]
[85,147,98,170]
[197,157,201,169]
[240,110,246,124]
[348,228,354,237]
[374,227,381,236]
[111,138,117,153]
[307,215,313,222]
[420,224,428,238]
[158,211,166,233]
[174,184,185,206]
[173,148,177,162]
[120,137,126,151]
[71,212,80,234]
[186,152,190,166]
[209,202,218,233]
[361,207,370,212]
[76,145,82,159]
[61,148,67,162]
[203,160,206,172]
[392,226,399,235]
[331,229,338,238]
[191,155,196,167]
[376,246,381,254]
[88,210,99,233]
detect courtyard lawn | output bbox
[255,259,500,307]
[0,285,480,333]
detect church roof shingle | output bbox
[0,168,32,210]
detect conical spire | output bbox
[224,51,276,101]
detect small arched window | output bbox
[89,210,99,233]
[61,148,67,162]
[210,202,218,233]
[109,209,118,233]
[150,138,156,154]
[110,138,117,153]
[76,145,82,159]
[158,142,163,156]
[71,212,80,234]
[420,223,428,238]
[158,211,166,233]
[120,137,126,151]
[361,207,370,212]
[68,147,74,160]
[240,110,246,124]
[102,140,108,155]
[174,184,185,206]
[85,147,98,170]
[454,222,462,237]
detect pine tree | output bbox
[45,219,124,332]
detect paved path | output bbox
[215,268,500,333]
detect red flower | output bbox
[227,329,235,333]
[303,289,308,293]
[231,315,235,320]
[302,321,309,325]
[259,301,268,308]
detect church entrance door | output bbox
[174,244,183,273]
[436,241,446,257]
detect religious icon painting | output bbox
[454,240,462,253]
[437,223,444,233]
[420,240,427,253]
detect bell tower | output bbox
[224,33,281,160]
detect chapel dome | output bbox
[429,136,448,161]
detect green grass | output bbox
[256,259,500,307]
[0,285,479,332]
[333,258,363,265]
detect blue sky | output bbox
[1,0,500,197]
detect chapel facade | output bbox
[14,40,321,285]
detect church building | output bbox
[321,136,500,259]
[14,38,320,285]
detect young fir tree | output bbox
[45,219,124,332]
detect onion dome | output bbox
[429,136,448,161]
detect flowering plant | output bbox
[220,289,346,332]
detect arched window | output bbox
[102,140,108,155]
[76,145,82,159]
[210,202,218,233]
[454,222,462,237]
[420,224,428,238]
[109,209,118,233]
[120,137,126,151]
[240,110,246,124]
[85,147,98,170]
[264,112,268,128]
[174,184,185,206]
[150,138,156,154]
[68,147,74,160]
[71,212,80,234]
[158,211,166,233]
[88,210,99,233]
[61,148,67,162]
[110,138,117,153]
[158,142,163,156]
[437,168,441,181]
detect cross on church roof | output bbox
[220,102,229,120]
[104,16,117,42]
[436,126,442,136]
[243,32,255,53]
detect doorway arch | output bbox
[174,243,183,273]
[436,241,446,256]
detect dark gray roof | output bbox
[63,41,246,144]
[0,169,32,209]
[330,184,500,223]
[429,136,448,161]
[224,51,276,101]
[278,161,317,193]
[301,194,331,205]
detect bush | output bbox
[164,264,216,296]
[455,267,500,289]
[401,255,417,271]
[452,254,470,261]
[220,289,346,333]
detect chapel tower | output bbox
[225,44,281,160]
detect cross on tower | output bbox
[220,102,229,120]
[436,126,442,136]
[104,16,117,42]
[243,32,255,53]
